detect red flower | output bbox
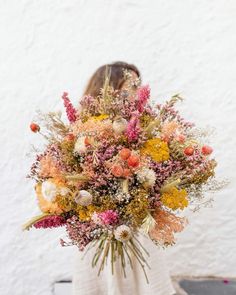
[30,123,40,133]
[127,155,140,168]
[201,145,213,156]
[184,146,194,156]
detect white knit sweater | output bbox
[72,233,176,295]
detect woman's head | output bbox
[83,61,141,97]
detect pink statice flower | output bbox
[34,215,66,229]
[62,92,77,123]
[97,210,119,226]
[137,85,150,113]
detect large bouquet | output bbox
[24,72,223,282]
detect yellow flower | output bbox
[122,188,149,227]
[75,195,117,222]
[161,187,188,210]
[141,138,169,162]
[139,114,154,128]
[90,114,109,121]
[76,204,97,221]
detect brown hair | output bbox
[83,61,141,97]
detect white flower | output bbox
[41,180,58,201]
[75,190,93,206]
[115,192,131,202]
[41,180,70,201]
[114,225,132,242]
[112,118,127,134]
[74,136,87,154]
[60,187,70,196]
[136,167,156,188]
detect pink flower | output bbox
[98,210,119,226]
[125,114,140,142]
[137,85,150,113]
[34,215,66,229]
[62,92,77,123]
[62,216,99,251]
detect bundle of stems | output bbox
[83,232,151,283]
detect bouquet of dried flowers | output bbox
[23,72,225,282]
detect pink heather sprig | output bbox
[120,99,137,119]
[63,216,100,251]
[80,95,99,115]
[137,85,150,113]
[156,102,194,129]
[150,159,182,190]
[126,113,140,142]
[182,148,211,179]
[34,215,66,229]
[97,210,119,226]
[62,92,77,123]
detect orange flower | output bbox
[127,155,140,168]
[71,119,113,140]
[119,148,131,160]
[161,121,180,141]
[111,164,124,177]
[123,168,132,178]
[39,155,66,185]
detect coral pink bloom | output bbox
[111,164,124,177]
[119,148,131,160]
[123,168,132,177]
[127,155,140,168]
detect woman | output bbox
[72,62,176,295]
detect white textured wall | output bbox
[1,1,236,294]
